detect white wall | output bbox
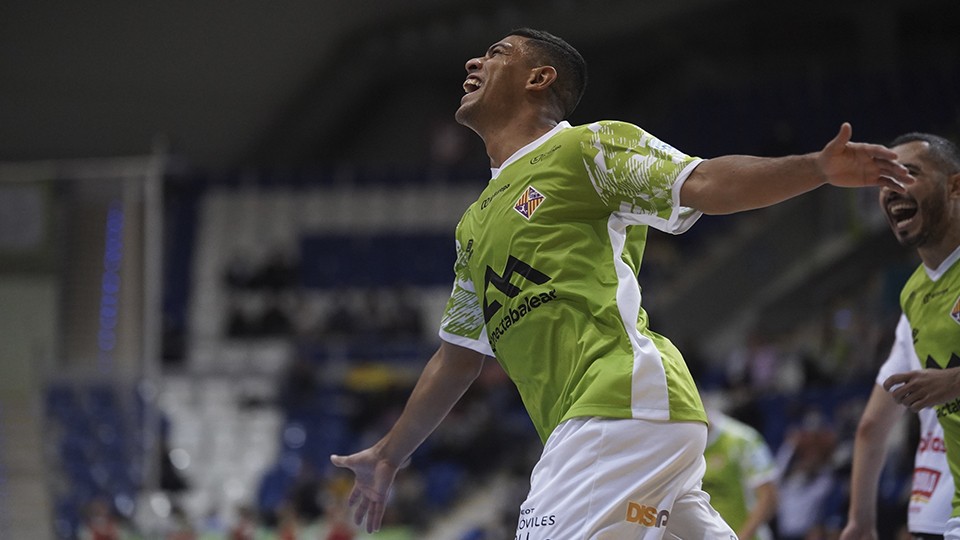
[0,276,58,540]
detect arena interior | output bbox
[1,1,959,538]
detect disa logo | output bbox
[625,502,669,528]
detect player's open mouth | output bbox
[463,77,482,93]
[886,199,918,229]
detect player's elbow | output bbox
[854,414,885,442]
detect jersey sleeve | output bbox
[739,428,779,489]
[876,314,921,384]
[580,120,703,234]
[438,238,494,356]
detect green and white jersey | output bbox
[439,120,707,443]
[878,315,953,534]
[702,412,777,540]
[900,244,960,517]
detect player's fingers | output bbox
[882,373,910,391]
[864,144,900,162]
[874,160,914,185]
[822,123,852,159]
[888,381,909,398]
[876,176,907,194]
[354,497,370,526]
[908,392,933,412]
[330,453,351,470]
[891,387,914,407]
[830,122,853,149]
[346,484,362,507]
[900,388,929,411]
[369,500,384,533]
[902,392,918,408]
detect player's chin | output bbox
[454,105,471,126]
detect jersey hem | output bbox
[667,159,705,234]
[559,405,708,429]
[438,330,493,357]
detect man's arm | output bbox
[330,340,486,533]
[883,366,960,412]
[838,384,905,540]
[738,481,777,540]
[680,123,912,215]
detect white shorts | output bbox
[515,416,736,540]
[946,516,960,540]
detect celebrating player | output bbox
[331,28,914,538]
[847,132,960,540]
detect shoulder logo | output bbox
[951,293,960,326]
[529,144,561,164]
[514,185,545,220]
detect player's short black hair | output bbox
[509,27,587,119]
[889,132,960,175]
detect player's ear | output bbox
[949,171,960,199]
[526,66,557,92]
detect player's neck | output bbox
[480,114,559,168]
[918,227,960,270]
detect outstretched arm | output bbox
[883,366,960,412]
[680,123,913,215]
[838,384,904,540]
[330,341,486,533]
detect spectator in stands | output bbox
[78,497,123,540]
[228,506,259,540]
[165,506,197,540]
[226,299,258,338]
[224,252,256,290]
[329,27,913,537]
[258,294,294,336]
[775,410,840,540]
[253,249,300,292]
[276,501,301,540]
[324,292,360,338]
[279,357,320,414]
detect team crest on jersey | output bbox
[951,293,960,326]
[514,186,545,220]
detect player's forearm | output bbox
[680,153,825,215]
[375,343,484,467]
[848,386,904,523]
[846,423,891,521]
[740,482,777,540]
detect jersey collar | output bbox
[923,243,960,281]
[490,121,571,179]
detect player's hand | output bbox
[882,367,960,412]
[838,521,878,540]
[330,448,402,533]
[817,122,914,193]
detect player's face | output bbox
[455,35,533,129]
[879,141,951,248]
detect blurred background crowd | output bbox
[2,1,959,539]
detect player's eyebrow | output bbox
[902,162,921,175]
[486,41,513,57]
